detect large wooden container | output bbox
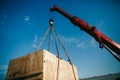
[6,49,79,80]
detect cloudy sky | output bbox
[0,0,120,79]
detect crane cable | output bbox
[49,19,60,80]
[37,26,51,50]
[52,26,77,80]
[37,19,77,80]
[48,5,75,77]
[37,19,60,80]
[51,26,60,80]
[48,26,51,51]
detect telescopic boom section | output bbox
[50,6,120,62]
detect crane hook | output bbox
[49,19,54,26]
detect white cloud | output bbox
[24,16,30,21]
[31,44,37,48]
[31,34,38,48]
[59,35,88,49]
[90,38,97,47]
[30,34,98,50]
[77,43,85,48]
[59,35,86,48]
[97,21,104,28]
[33,34,38,43]
[59,35,99,49]
[0,65,8,70]
[60,35,79,44]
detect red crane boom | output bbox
[50,6,120,62]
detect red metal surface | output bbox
[50,6,120,61]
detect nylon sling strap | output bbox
[51,26,60,80]
[37,19,77,80]
[48,26,52,51]
[37,26,51,50]
[52,26,77,80]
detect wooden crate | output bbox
[6,49,79,80]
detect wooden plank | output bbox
[6,49,79,80]
[43,50,79,80]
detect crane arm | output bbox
[50,6,120,62]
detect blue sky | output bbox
[0,0,120,79]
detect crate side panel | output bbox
[59,60,79,80]
[6,50,44,80]
[43,50,58,80]
[43,50,79,80]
